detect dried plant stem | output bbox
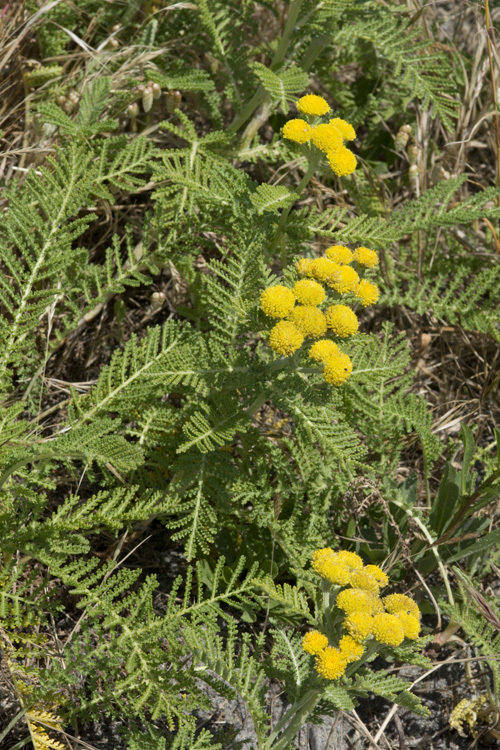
[485,0,500,206]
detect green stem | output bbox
[270,0,306,70]
[228,0,306,134]
[299,34,332,70]
[229,86,266,134]
[268,150,321,258]
[245,391,269,417]
[266,686,323,750]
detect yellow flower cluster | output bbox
[302,630,329,655]
[302,630,366,681]
[282,95,357,177]
[302,549,422,682]
[259,243,380,385]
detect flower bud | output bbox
[408,164,419,185]
[394,127,410,151]
[152,82,161,99]
[166,90,182,113]
[68,90,79,104]
[407,143,419,165]
[151,292,166,309]
[127,102,140,118]
[142,87,154,112]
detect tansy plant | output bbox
[283,94,358,178]
[269,94,359,254]
[259,94,381,385]
[248,548,429,750]
[260,245,380,385]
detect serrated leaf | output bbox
[251,184,298,214]
[252,63,309,114]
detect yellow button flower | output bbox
[290,306,327,338]
[311,547,352,585]
[355,279,380,307]
[325,245,353,265]
[323,351,353,385]
[335,550,364,570]
[327,146,357,176]
[315,647,347,680]
[260,285,296,318]
[344,612,374,642]
[336,588,381,615]
[297,94,330,117]
[292,279,326,306]
[308,339,339,363]
[329,117,356,141]
[311,123,343,153]
[371,613,405,646]
[328,266,360,294]
[339,634,365,663]
[302,630,329,655]
[364,565,389,588]
[310,257,341,284]
[350,569,382,594]
[383,594,420,620]
[296,257,314,276]
[269,321,304,355]
[325,305,359,337]
[282,118,313,144]
[353,246,379,268]
[395,612,421,640]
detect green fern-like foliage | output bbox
[252,63,310,114]
[344,8,458,130]
[32,555,261,729]
[0,123,154,400]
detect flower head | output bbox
[323,351,352,385]
[328,266,360,295]
[311,548,351,585]
[269,321,304,356]
[353,246,379,268]
[296,257,314,276]
[325,305,359,337]
[260,285,295,318]
[336,588,382,615]
[315,647,347,680]
[350,569,382,594]
[371,613,405,646]
[383,594,420,620]
[355,279,380,307]
[344,612,374,642]
[311,123,343,152]
[309,339,339,363]
[363,565,389,588]
[297,94,330,117]
[327,147,357,177]
[336,551,364,570]
[339,634,365,663]
[310,257,340,284]
[325,245,354,265]
[290,306,327,338]
[302,630,329,655]
[293,279,326,306]
[395,612,421,640]
[282,118,313,144]
[329,118,356,141]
